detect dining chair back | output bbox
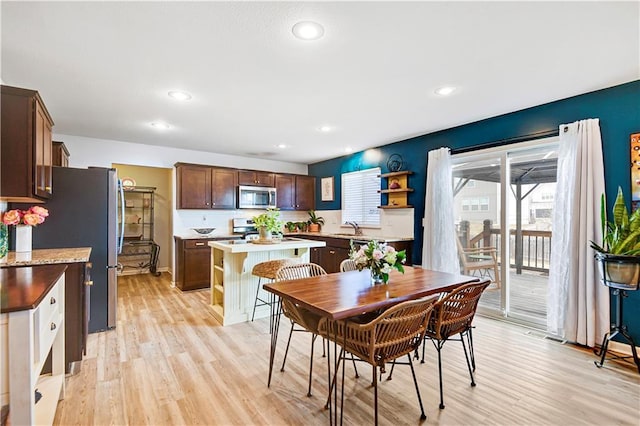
[339,258,358,272]
[319,295,439,424]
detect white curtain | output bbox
[547,118,609,347]
[422,147,458,273]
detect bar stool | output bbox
[251,259,295,331]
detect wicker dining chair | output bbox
[339,258,358,272]
[419,279,492,409]
[318,296,439,424]
[275,262,327,397]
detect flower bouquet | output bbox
[1,206,49,226]
[1,206,49,253]
[349,240,406,284]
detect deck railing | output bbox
[459,220,552,274]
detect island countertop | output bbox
[0,247,92,267]
[208,237,325,253]
[1,264,68,313]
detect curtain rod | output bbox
[451,129,559,155]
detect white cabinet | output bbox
[6,273,65,425]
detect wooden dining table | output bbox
[263,266,481,425]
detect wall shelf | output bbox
[377,171,413,208]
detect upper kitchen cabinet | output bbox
[275,174,315,211]
[52,141,70,167]
[1,85,54,202]
[238,170,275,187]
[175,163,237,209]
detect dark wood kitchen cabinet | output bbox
[52,141,70,167]
[41,261,91,374]
[305,235,412,274]
[1,85,54,202]
[238,170,275,187]
[174,237,213,290]
[275,174,315,211]
[175,163,237,209]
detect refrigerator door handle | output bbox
[118,179,125,254]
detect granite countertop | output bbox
[286,232,414,243]
[174,234,239,240]
[0,247,92,267]
[209,237,325,253]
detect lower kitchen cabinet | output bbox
[305,235,413,274]
[175,237,213,291]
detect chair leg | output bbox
[280,321,295,372]
[436,340,445,409]
[465,327,476,371]
[407,354,427,420]
[251,277,262,322]
[373,365,379,426]
[421,336,427,363]
[351,353,360,378]
[461,332,476,387]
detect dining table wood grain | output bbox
[263,266,481,320]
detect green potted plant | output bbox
[307,210,325,232]
[590,187,640,289]
[253,208,284,241]
[296,221,308,232]
[285,221,298,233]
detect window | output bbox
[341,168,381,226]
[461,197,489,212]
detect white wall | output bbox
[57,134,307,174]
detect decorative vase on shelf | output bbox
[15,224,32,253]
[371,270,386,286]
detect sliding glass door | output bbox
[452,138,558,328]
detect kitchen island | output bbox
[207,238,326,326]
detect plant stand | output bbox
[593,252,640,373]
[594,288,640,373]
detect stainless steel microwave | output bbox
[237,185,277,209]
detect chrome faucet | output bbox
[345,221,363,236]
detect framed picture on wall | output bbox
[321,177,334,201]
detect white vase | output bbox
[15,225,32,253]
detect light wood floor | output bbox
[54,273,640,425]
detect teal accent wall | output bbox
[309,80,640,343]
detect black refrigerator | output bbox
[27,166,121,332]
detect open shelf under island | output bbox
[207,238,326,326]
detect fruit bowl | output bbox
[192,228,215,235]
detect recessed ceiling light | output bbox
[434,86,457,96]
[150,122,171,130]
[276,144,287,149]
[345,147,353,153]
[292,21,324,40]
[168,90,192,101]
[318,125,332,132]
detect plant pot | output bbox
[308,223,320,232]
[595,252,640,290]
[258,226,272,241]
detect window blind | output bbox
[341,168,381,226]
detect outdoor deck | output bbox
[476,269,548,325]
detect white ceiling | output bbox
[2,1,638,165]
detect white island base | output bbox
[208,238,326,326]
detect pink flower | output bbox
[1,210,21,225]
[372,249,384,260]
[22,213,41,226]
[29,206,49,218]
[1,206,49,226]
